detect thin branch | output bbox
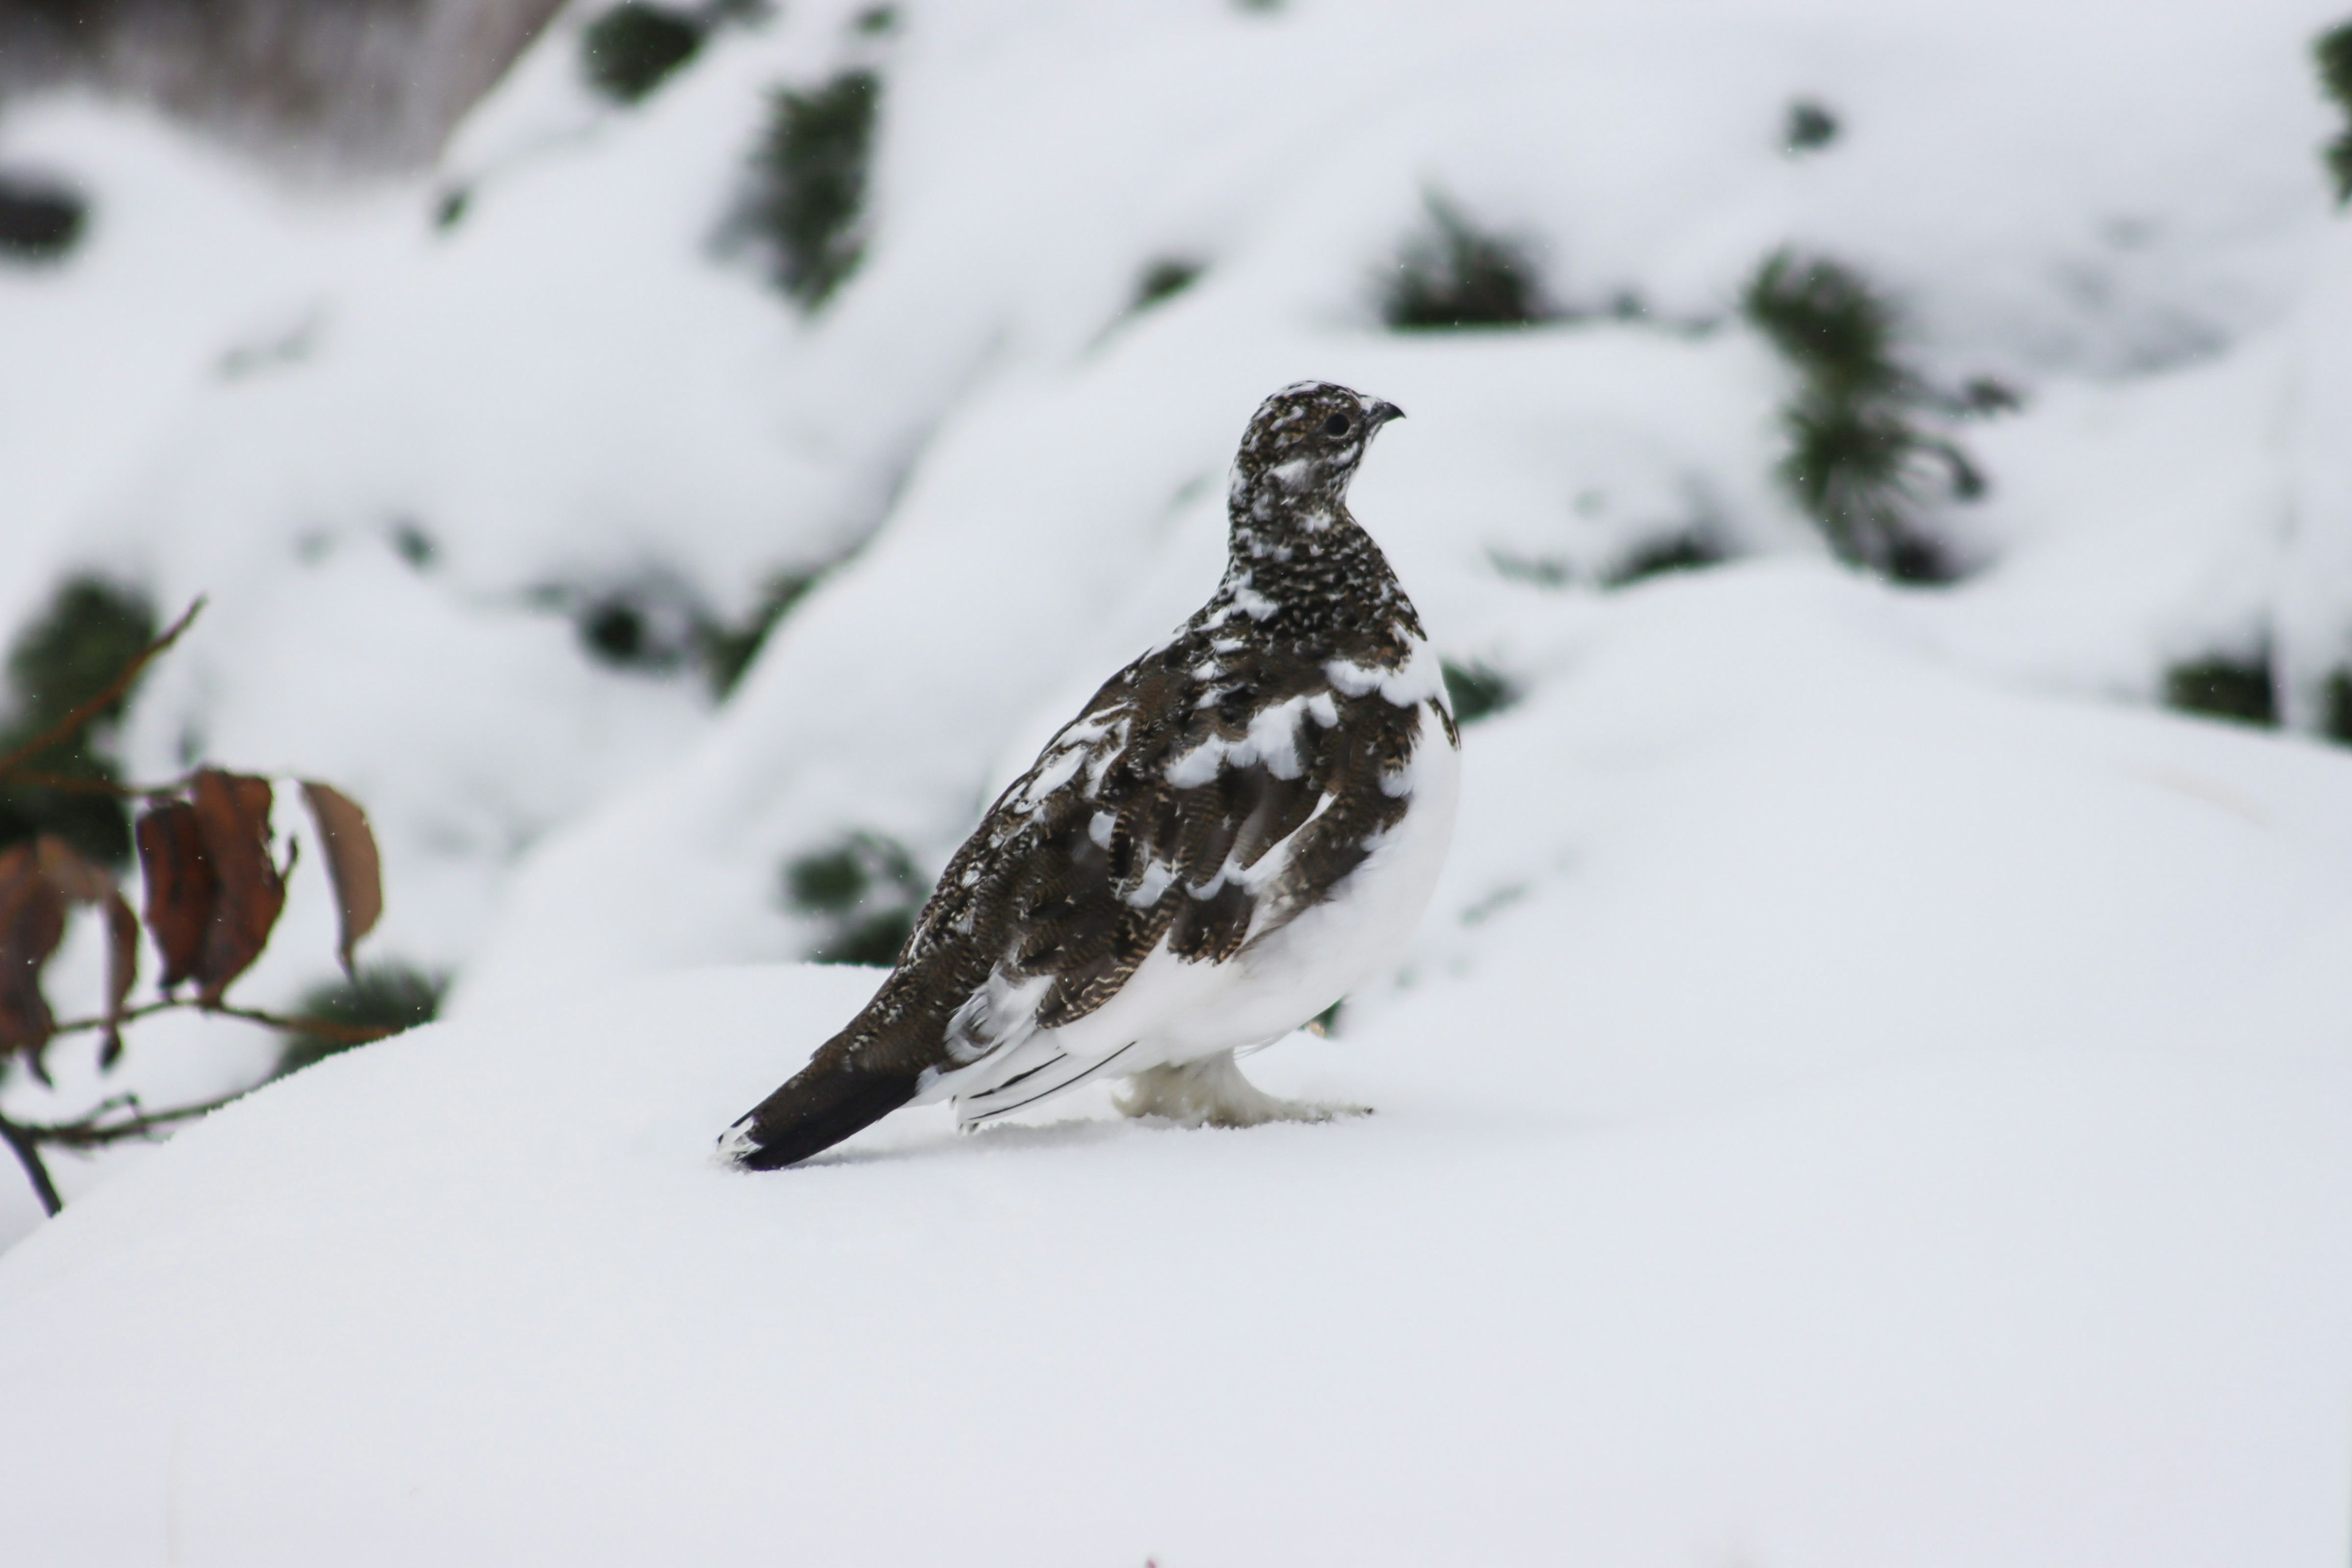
[0,768,198,801]
[0,597,206,782]
[18,1088,251,1151]
[0,1083,253,1218]
[1,990,395,1218]
[0,1117,62,1216]
[45,998,181,1036]
[47,993,404,1047]
[202,1000,396,1046]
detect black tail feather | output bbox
[724,1061,920,1170]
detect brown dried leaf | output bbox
[300,781,382,979]
[32,837,110,903]
[0,842,67,1057]
[137,799,214,989]
[32,837,140,1067]
[189,769,284,1003]
[98,892,137,1069]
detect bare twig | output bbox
[203,999,394,1047]
[0,768,200,801]
[47,995,404,1048]
[0,1084,253,1219]
[18,1088,250,1150]
[45,998,179,1036]
[0,597,205,782]
[0,1117,62,1217]
[0,996,394,1218]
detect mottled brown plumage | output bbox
[724,382,1458,1169]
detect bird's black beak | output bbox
[1367,400,1406,431]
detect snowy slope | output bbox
[4,2,2352,1545]
[2,571,2350,1565]
[435,0,2352,1012]
[0,0,2342,1025]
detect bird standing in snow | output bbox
[722,381,1460,1168]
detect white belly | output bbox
[943,701,1461,1115]
[1142,714,1459,1057]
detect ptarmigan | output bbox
[722,380,1460,1168]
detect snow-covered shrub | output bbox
[2318,20,2352,202]
[1381,195,1553,330]
[1781,394,1967,581]
[273,962,447,1078]
[783,830,927,965]
[529,568,818,697]
[2165,654,2278,726]
[696,571,819,699]
[1782,99,1839,154]
[0,172,86,264]
[1954,375,2022,415]
[0,578,156,867]
[581,4,705,105]
[1602,532,1728,587]
[1744,250,1904,404]
[523,576,706,677]
[2327,671,2352,744]
[1441,660,1517,726]
[1743,250,1983,583]
[738,68,881,309]
[1131,257,1202,314]
[579,599,687,672]
[389,521,438,571]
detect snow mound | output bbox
[2,571,2350,1566]
[11,0,2352,1246]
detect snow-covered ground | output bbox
[4,575,2351,1564]
[4,0,2352,1557]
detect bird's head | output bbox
[1228,380,1405,533]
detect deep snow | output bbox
[2,0,2352,1557]
[2,570,2351,1564]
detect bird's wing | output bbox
[907,638,1433,1063]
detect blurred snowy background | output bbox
[4,1,2352,1561]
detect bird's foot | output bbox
[1114,1051,1371,1129]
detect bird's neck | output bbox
[1209,504,1423,666]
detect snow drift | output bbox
[3,1,2352,1556]
[1,572,2350,1564]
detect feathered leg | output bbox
[1112,1049,1370,1127]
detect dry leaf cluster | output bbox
[0,602,398,1219]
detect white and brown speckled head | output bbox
[1227,381,1405,532]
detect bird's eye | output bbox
[1322,413,1352,438]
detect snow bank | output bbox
[6,16,2352,1538]
[441,0,2352,1012]
[2,0,2343,1026]
[2,571,2350,1565]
